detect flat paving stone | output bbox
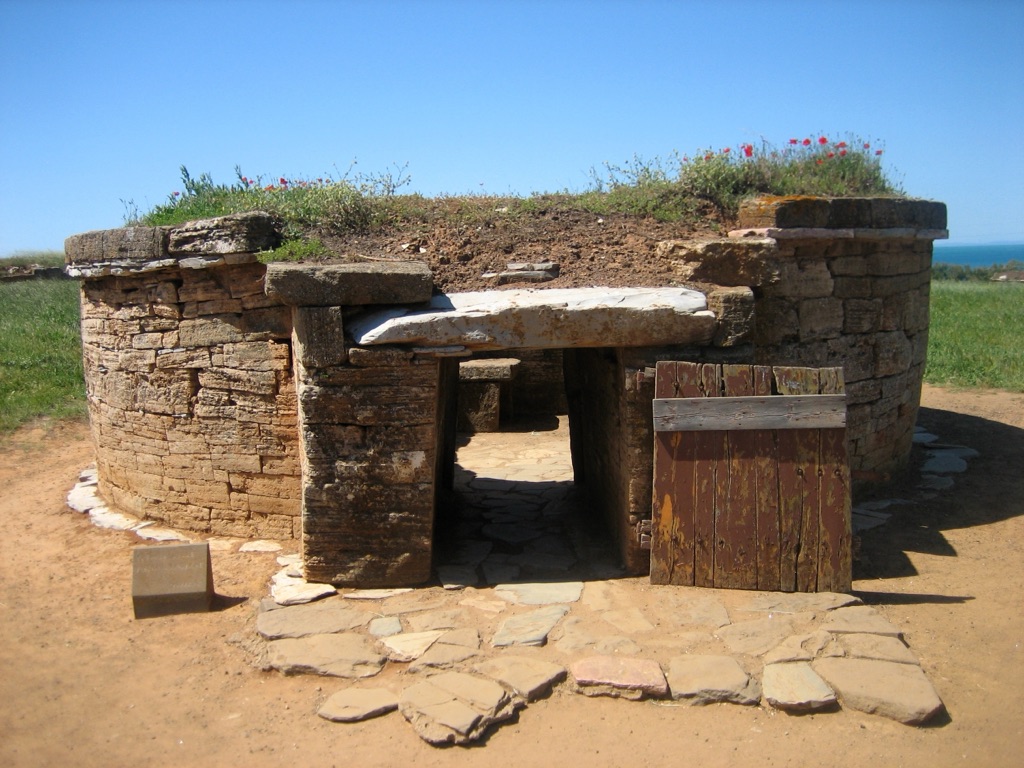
[743,592,861,614]
[406,608,469,632]
[762,662,837,712]
[821,606,903,638]
[459,595,508,614]
[399,672,521,745]
[368,616,403,638]
[343,588,413,600]
[814,657,945,724]
[921,452,968,474]
[492,605,569,647]
[67,483,102,512]
[256,598,371,639]
[571,655,668,700]
[494,582,583,605]
[763,630,836,664]
[379,630,446,662]
[666,655,760,705]
[271,580,337,606]
[919,474,955,490]
[409,643,480,672]
[667,594,731,628]
[438,627,481,649]
[267,634,384,678]
[473,656,567,701]
[601,607,656,634]
[317,688,399,722]
[716,616,795,656]
[482,522,545,544]
[837,633,919,664]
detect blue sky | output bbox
[1,0,1022,255]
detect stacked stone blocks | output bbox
[65,197,946,586]
[66,213,302,540]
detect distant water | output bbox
[933,243,1024,268]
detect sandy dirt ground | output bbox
[1,384,1022,767]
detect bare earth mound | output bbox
[316,206,731,292]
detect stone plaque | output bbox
[132,542,214,619]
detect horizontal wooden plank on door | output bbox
[652,394,847,432]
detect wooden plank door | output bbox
[650,363,851,592]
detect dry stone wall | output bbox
[64,196,946,586]
[664,197,947,481]
[66,214,302,539]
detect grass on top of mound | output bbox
[128,134,902,258]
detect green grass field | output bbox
[0,274,1020,433]
[925,281,1024,391]
[0,279,86,431]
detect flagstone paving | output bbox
[67,414,971,746]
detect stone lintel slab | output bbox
[265,262,434,306]
[349,287,715,351]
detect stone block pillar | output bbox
[265,261,440,586]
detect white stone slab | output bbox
[348,287,714,351]
[379,630,446,662]
[239,540,282,552]
[494,582,584,605]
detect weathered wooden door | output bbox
[650,363,851,592]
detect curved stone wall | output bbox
[66,214,302,539]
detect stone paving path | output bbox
[68,415,978,746]
[252,417,948,744]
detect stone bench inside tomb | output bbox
[458,358,521,433]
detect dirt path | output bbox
[1,384,1022,767]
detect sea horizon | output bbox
[932,242,1024,268]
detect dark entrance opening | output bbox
[433,349,624,586]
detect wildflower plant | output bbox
[591,134,900,219]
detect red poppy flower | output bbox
[816,159,823,165]
[836,141,847,148]
[875,150,883,156]
[802,138,812,146]
[722,147,730,154]
[789,138,799,145]
[279,177,288,186]
[818,136,828,145]
[743,144,753,157]
[827,152,835,158]
[863,142,871,149]
[704,153,713,161]
[839,149,848,157]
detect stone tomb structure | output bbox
[65,197,947,587]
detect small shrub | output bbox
[258,237,330,264]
